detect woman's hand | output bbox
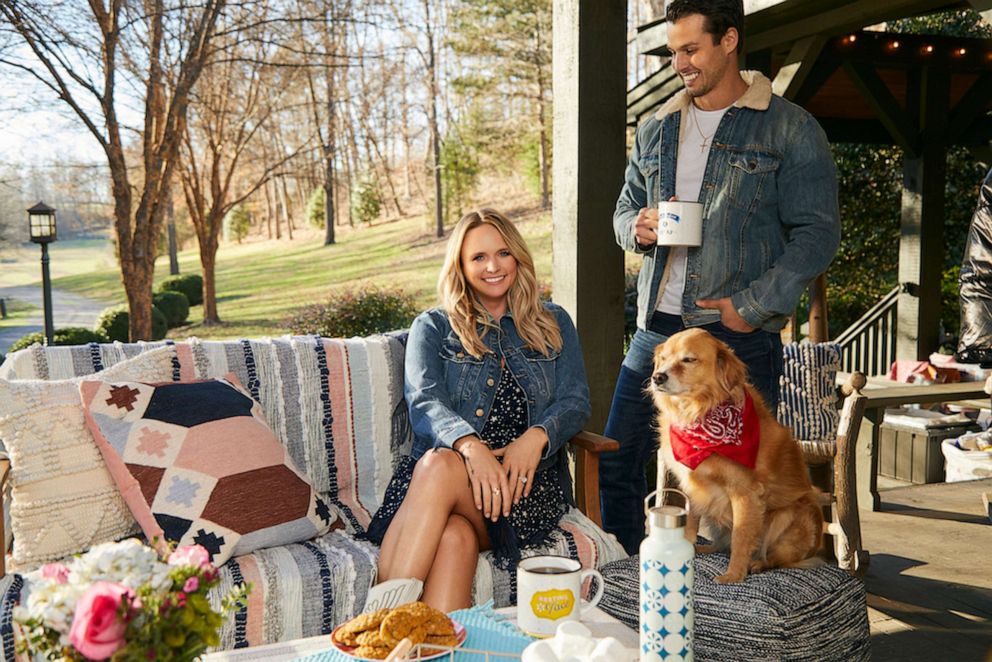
[454,436,510,521]
[492,427,548,505]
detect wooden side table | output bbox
[857,382,987,510]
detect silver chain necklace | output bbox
[688,104,716,154]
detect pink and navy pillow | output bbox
[79,375,335,564]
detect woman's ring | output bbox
[492,487,501,496]
[519,476,528,484]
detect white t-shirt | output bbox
[656,103,730,315]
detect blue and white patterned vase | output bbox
[640,493,694,661]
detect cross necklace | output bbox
[689,104,716,154]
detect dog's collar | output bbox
[669,392,760,470]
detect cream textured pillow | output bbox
[0,346,179,570]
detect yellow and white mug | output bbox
[516,555,604,637]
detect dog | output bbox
[649,328,823,583]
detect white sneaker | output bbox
[363,577,424,611]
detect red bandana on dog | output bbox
[669,392,760,469]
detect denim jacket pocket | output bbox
[728,151,780,211]
[521,347,560,397]
[439,337,484,394]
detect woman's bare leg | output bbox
[377,450,490,584]
[420,514,479,611]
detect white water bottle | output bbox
[640,489,694,662]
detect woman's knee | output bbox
[404,450,467,503]
[412,448,466,484]
[438,514,479,555]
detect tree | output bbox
[0,1,225,340]
[178,9,304,324]
[296,0,352,246]
[390,0,446,236]
[448,0,553,208]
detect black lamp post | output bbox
[27,202,57,345]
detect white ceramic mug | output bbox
[516,555,605,638]
[656,200,703,246]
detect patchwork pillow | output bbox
[79,375,336,564]
[0,346,179,570]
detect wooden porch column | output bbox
[898,66,948,361]
[552,0,626,431]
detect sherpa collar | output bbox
[654,70,773,121]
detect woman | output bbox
[366,208,591,612]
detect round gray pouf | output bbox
[599,554,870,662]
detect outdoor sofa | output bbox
[0,335,627,655]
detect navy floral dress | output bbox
[366,354,568,566]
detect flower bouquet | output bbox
[15,539,249,661]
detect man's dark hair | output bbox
[666,0,745,54]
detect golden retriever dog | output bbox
[650,328,822,583]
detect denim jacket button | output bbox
[486,378,495,387]
[475,408,484,417]
[456,352,465,359]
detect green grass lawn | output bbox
[44,206,556,340]
[0,297,37,329]
[1,239,118,286]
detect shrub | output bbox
[224,205,251,244]
[95,304,168,342]
[8,327,110,353]
[288,287,417,338]
[158,274,203,307]
[306,188,326,229]
[350,175,382,226]
[153,291,190,328]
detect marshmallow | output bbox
[521,622,635,662]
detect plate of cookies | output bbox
[330,601,467,661]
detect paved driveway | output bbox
[0,285,111,354]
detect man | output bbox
[601,0,840,553]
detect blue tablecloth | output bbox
[298,601,533,661]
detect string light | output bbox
[889,40,900,49]
[955,47,967,56]
[847,34,857,44]
[923,45,934,54]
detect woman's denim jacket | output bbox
[404,303,591,474]
[615,71,841,332]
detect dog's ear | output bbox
[715,343,748,397]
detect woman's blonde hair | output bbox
[438,208,562,359]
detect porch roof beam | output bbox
[946,72,992,143]
[772,35,827,99]
[842,60,920,155]
[636,0,970,57]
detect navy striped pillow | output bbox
[778,342,841,442]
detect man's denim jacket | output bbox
[404,303,591,473]
[615,71,841,332]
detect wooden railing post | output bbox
[809,273,829,343]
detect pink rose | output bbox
[41,563,70,584]
[183,577,199,593]
[168,545,211,569]
[69,581,132,660]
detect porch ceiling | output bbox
[628,0,992,148]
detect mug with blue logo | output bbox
[657,200,703,246]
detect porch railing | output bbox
[834,286,899,377]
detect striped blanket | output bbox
[0,336,627,653]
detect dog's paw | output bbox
[714,570,747,584]
[748,560,769,573]
[694,543,719,554]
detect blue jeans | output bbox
[600,313,784,554]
